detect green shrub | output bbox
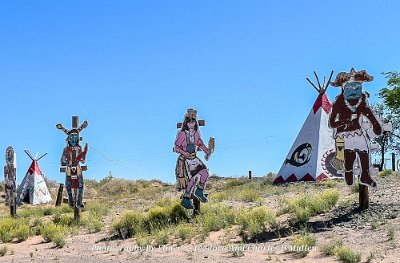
[281,189,339,224]
[200,203,236,233]
[292,232,316,257]
[175,223,193,241]
[52,233,66,248]
[41,222,68,246]
[154,229,169,246]
[321,239,360,263]
[225,178,248,187]
[0,217,29,243]
[53,214,75,227]
[30,218,45,235]
[238,206,276,241]
[112,211,146,239]
[0,246,7,256]
[14,225,30,242]
[335,246,361,263]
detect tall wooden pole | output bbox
[248,170,252,179]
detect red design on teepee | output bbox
[273,176,285,184]
[316,173,329,181]
[300,173,315,181]
[28,161,42,175]
[286,174,298,182]
[313,93,332,114]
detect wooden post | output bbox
[359,184,369,210]
[74,207,80,221]
[55,184,64,207]
[193,197,201,217]
[249,170,252,179]
[10,197,17,218]
[392,153,396,171]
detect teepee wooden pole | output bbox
[55,184,64,207]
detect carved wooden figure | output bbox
[56,116,88,212]
[328,67,395,194]
[4,146,17,216]
[174,109,214,214]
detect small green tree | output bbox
[379,72,400,110]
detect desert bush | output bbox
[262,172,276,185]
[238,206,276,241]
[321,239,360,263]
[0,217,30,243]
[335,246,361,263]
[292,231,316,257]
[0,246,7,256]
[41,222,68,247]
[135,233,151,247]
[112,211,146,239]
[98,179,140,197]
[154,229,170,246]
[175,223,194,241]
[53,213,75,227]
[281,189,339,224]
[14,225,30,242]
[225,177,248,187]
[30,218,45,235]
[200,203,236,233]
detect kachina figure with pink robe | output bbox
[174,109,213,209]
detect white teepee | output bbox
[17,150,52,205]
[274,72,340,183]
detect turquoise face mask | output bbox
[344,82,362,100]
[68,133,79,147]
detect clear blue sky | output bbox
[1,1,399,184]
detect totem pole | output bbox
[56,116,88,219]
[174,109,215,216]
[329,68,392,209]
[4,146,17,217]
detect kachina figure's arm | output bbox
[174,132,189,158]
[195,132,210,156]
[77,143,88,163]
[60,147,70,166]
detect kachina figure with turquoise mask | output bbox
[174,109,214,210]
[329,68,382,187]
[57,116,88,208]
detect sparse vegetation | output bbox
[291,230,316,257]
[0,246,8,256]
[280,189,340,224]
[238,206,276,241]
[321,239,361,263]
[41,223,68,248]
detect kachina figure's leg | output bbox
[181,175,197,209]
[359,151,377,187]
[78,177,85,208]
[65,176,74,207]
[344,150,357,186]
[194,169,209,203]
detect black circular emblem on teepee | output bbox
[285,143,312,167]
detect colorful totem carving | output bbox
[56,116,88,208]
[174,109,214,210]
[4,146,17,208]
